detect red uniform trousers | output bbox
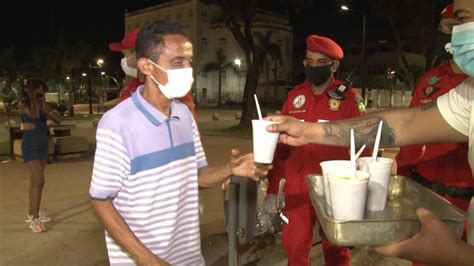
[282,193,350,266]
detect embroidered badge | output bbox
[424,86,439,97]
[328,89,344,100]
[293,95,306,109]
[329,99,341,111]
[426,76,442,85]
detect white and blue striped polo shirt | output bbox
[89,86,207,265]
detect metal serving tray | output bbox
[306,175,468,247]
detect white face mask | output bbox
[147,59,194,99]
[121,57,138,78]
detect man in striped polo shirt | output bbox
[89,20,271,266]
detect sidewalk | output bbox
[0,108,407,266]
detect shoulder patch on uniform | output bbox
[425,76,442,85]
[293,95,306,109]
[424,86,439,97]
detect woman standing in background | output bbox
[19,79,60,233]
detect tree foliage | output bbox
[201,49,238,107]
[254,30,283,110]
[367,0,444,90]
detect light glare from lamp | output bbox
[234,58,241,67]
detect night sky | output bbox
[1,1,127,61]
[0,0,452,69]
[0,0,350,53]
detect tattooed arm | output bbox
[266,100,467,148]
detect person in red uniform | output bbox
[265,35,366,266]
[396,4,473,213]
[109,29,196,116]
[395,6,474,265]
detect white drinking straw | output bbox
[371,121,384,162]
[254,94,263,120]
[350,128,355,163]
[355,144,367,161]
[350,128,357,178]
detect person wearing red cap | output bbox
[109,29,142,101]
[109,29,197,117]
[395,6,473,258]
[264,34,367,266]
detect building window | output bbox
[201,38,208,46]
[201,9,207,17]
[219,38,227,48]
[201,73,208,79]
[176,13,182,20]
[188,10,193,18]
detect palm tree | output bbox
[0,47,19,126]
[0,46,17,94]
[254,31,283,111]
[201,49,238,108]
[57,40,93,116]
[20,31,93,117]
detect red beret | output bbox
[306,35,344,60]
[109,28,140,52]
[440,4,454,19]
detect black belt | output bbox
[410,170,474,200]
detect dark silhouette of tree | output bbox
[201,0,266,127]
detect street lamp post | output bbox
[87,58,104,115]
[234,58,242,101]
[88,73,93,114]
[341,4,368,101]
[99,72,120,104]
[65,76,75,116]
[100,71,106,106]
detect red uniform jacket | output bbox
[396,63,473,208]
[118,77,196,117]
[267,78,365,207]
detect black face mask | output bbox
[433,32,452,61]
[305,64,333,86]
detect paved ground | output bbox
[0,107,408,266]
